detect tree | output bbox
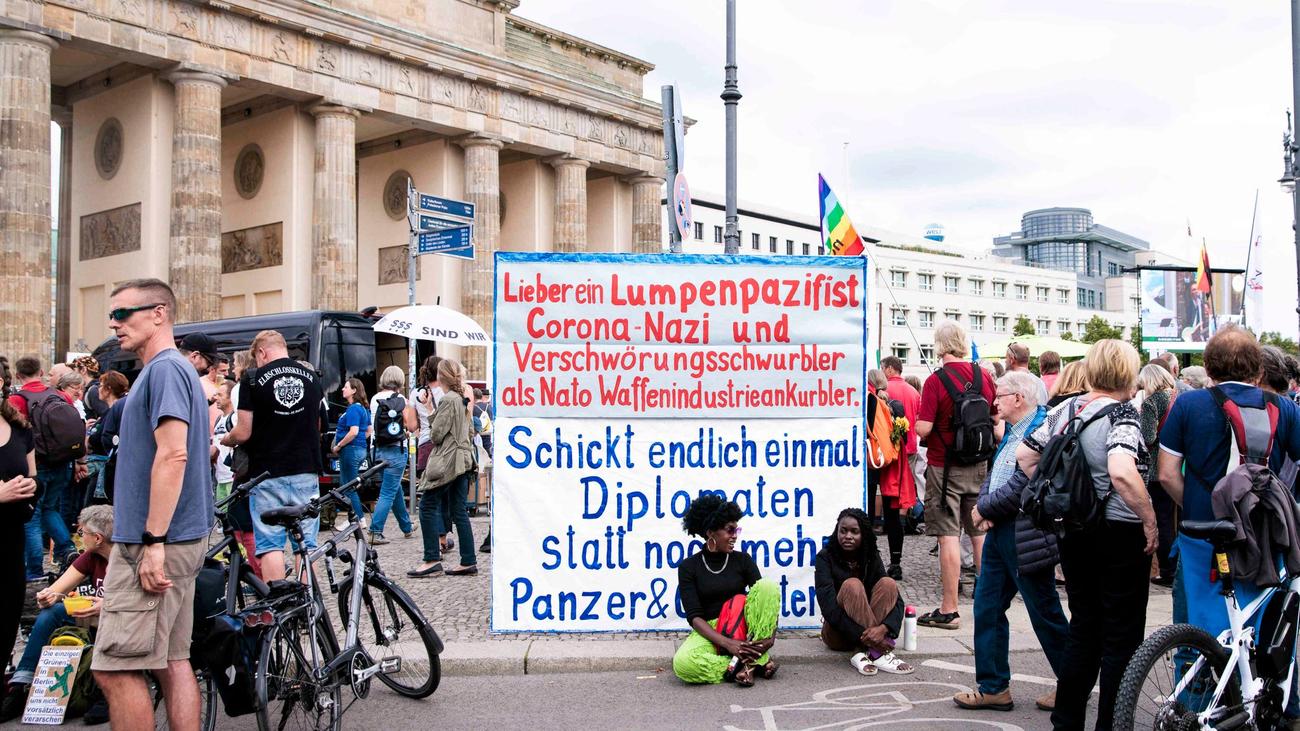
[1129,325,1144,356]
[1260,331,1300,356]
[1061,332,1075,341]
[1080,315,1123,344]
[1013,315,1035,337]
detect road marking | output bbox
[727,681,1026,731]
[922,659,1098,694]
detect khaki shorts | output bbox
[924,463,987,538]
[91,540,205,672]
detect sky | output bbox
[519,0,1300,337]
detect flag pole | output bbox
[1242,189,1259,327]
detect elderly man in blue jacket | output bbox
[953,370,1070,715]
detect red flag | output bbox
[1194,241,1212,294]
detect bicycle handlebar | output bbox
[214,471,273,511]
[311,460,389,513]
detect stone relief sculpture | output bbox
[94,118,124,180]
[270,31,293,63]
[384,170,412,220]
[234,144,264,200]
[379,245,419,285]
[222,222,283,273]
[80,203,141,261]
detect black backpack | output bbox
[373,393,407,446]
[1022,400,1119,535]
[934,365,996,465]
[20,389,85,463]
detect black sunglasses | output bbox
[108,303,164,322]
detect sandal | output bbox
[850,652,877,676]
[733,662,756,688]
[759,659,779,679]
[916,608,961,630]
[873,652,914,675]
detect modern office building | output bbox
[992,207,1150,312]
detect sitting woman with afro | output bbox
[672,494,780,686]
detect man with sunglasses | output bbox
[92,279,213,731]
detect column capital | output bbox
[624,173,664,187]
[308,102,364,119]
[547,154,591,171]
[456,133,506,151]
[165,69,230,89]
[0,29,58,51]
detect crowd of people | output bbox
[0,278,494,729]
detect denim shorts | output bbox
[251,473,321,556]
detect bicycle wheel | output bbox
[149,665,218,731]
[338,575,442,698]
[255,617,342,731]
[1113,623,1240,730]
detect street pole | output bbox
[406,178,419,518]
[1293,0,1300,334]
[662,85,682,253]
[722,0,741,255]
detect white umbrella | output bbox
[373,304,489,346]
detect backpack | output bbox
[1207,385,1282,483]
[713,593,747,655]
[934,365,996,466]
[866,392,900,470]
[1022,399,1119,535]
[373,393,407,446]
[20,390,85,463]
[474,406,493,437]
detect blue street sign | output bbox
[408,211,464,232]
[415,193,475,220]
[414,226,472,254]
[437,245,474,260]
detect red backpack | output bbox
[713,594,747,655]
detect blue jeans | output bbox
[336,444,368,519]
[973,521,1070,694]
[25,463,76,578]
[251,473,321,555]
[419,472,475,566]
[368,445,412,536]
[12,603,72,685]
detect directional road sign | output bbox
[409,211,467,232]
[414,226,472,254]
[437,246,474,260]
[415,193,475,220]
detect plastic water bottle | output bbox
[902,605,917,651]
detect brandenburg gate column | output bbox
[628,174,664,254]
[549,155,590,253]
[310,104,360,310]
[458,134,504,378]
[0,30,58,360]
[166,70,227,323]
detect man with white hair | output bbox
[1005,343,1049,405]
[1159,352,1193,393]
[953,371,1068,714]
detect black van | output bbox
[92,309,434,489]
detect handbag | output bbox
[713,594,748,655]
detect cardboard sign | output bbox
[490,252,869,631]
[22,646,84,725]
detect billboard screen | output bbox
[1140,268,1243,352]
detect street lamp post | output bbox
[1289,0,1300,335]
[721,0,741,255]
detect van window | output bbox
[318,318,376,423]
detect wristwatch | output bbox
[141,531,168,546]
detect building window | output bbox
[713,225,723,243]
[918,310,935,329]
[1107,262,1121,277]
[943,276,959,294]
[786,239,794,255]
[1057,289,1069,305]
[1035,286,1049,303]
[891,308,908,326]
[1015,284,1028,301]
[919,345,935,366]
[993,316,1008,333]
[944,309,960,322]
[919,274,934,292]
[1130,296,1140,313]
[769,236,777,253]
[1078,288,1087,308]
[970,314,985,331]
[751,232,760,250]
[1088,290,1096,309]
[1058,320,1071,335]
[970,280,984,297]
[1037,318,1050,332]
[889,270,907,289]
[891,346,910,364]
[694,222,703,240]
[993,281,1007,298]
[802,242,810,255]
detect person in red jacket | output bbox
[879,356,919,579]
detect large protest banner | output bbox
[491,252,868,632]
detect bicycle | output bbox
[1113,519,1299,730]
[250,461,443,731]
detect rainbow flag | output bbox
[819,175,865,256]
[1194,240,1212,294]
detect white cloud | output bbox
[522,1,1298,335]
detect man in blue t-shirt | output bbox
[1158,326,1300,630]
[90,278,213,728]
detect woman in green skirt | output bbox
[672,494,780,686]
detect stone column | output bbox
[459,134,503,378]
[52,108,73,360]
[167,70,227,324]
[628,175,664,254]
[310,104,360,310]
[549,155,590,253]
[0,31,57,361]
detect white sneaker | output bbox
[850,652,877,676]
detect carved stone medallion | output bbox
[234,144,265,200]
[94,118,123,180]
[384,170,412,220]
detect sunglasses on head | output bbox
[108,303,164,322]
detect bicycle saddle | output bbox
[1180,519,1238,546]
[259,504,314,527]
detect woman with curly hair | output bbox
[672,494,780,686]
[815,508,912,675]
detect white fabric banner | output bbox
[490,253,869,632]
[1245,228,1264,334]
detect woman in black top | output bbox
[815,508,912,675]
[672,495,780,687]
[0,388,38,715]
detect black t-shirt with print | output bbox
[238,358,323,477]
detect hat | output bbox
[179,332,219,362]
